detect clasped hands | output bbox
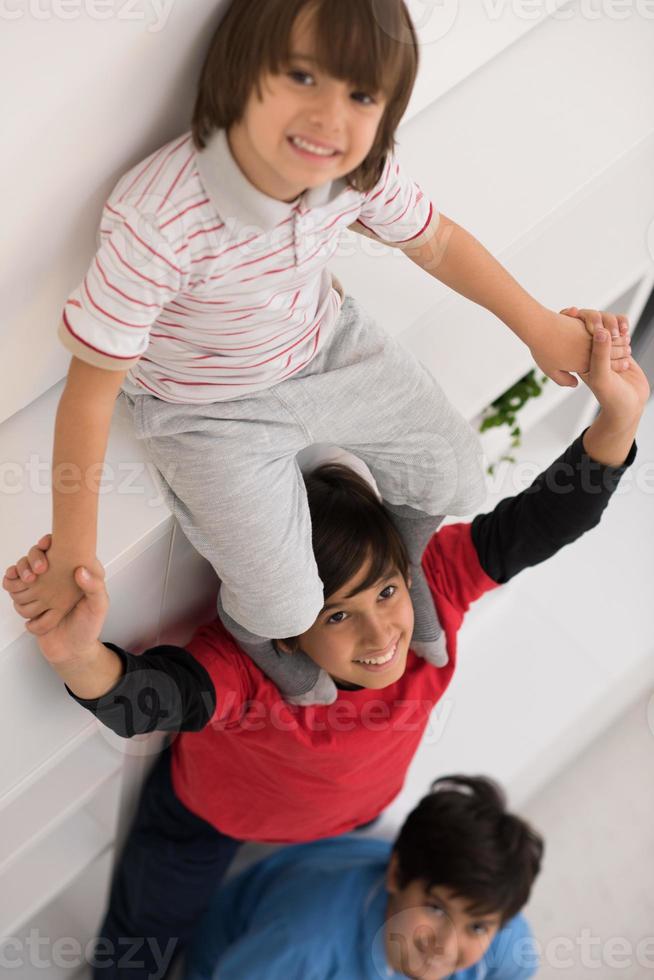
[531,305,631,387]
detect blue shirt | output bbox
[184,837,539,980]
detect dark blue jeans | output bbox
[90,748,241,980]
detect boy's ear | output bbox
[386,851,401,895]
[274,639,292,655]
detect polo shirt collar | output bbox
[196,127,350,232]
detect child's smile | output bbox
[351,634,402,673]
[286,133,344,162]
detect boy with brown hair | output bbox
[17,0,630,707]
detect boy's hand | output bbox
[529,307,631,387]
[580,321,649,467]
[3,542,85,631]
[576,318,650,423]
[2,535,109,667]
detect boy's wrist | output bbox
[594,403,643,438]
[582,410,640,468]
[47,538,97,571]
[49,528,96,555]
[504,302,552,348]
[56,642,124,699]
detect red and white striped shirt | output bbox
[59,128,439,403]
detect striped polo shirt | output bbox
[58,128,439,403]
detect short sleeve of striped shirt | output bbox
[58,202,187,371]
[350,151,439,250]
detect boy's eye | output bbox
[288,69,313,85]
[325,582,397,625]
[287,69,376,105]
[427,904,446,917]
[350,91,377,106]
[470,922,490,935]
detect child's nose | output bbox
[443,928,460,963]
[308,88,345,130]
[360,617,393,650]
[429,924,459,969]
[416,921,458,969]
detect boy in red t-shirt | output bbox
[4,328,648,978]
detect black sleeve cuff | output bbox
[66,643,216,737]
[471,430,637,585]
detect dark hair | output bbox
[393,775,544,924]
[191,0,420,194]
[282,463,409,648]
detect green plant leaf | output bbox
[480,367,549,470]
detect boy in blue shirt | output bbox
[184,774,542,980]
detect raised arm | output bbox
[2,542,215,736]
[471,325,649,584]
[400,213,632,387]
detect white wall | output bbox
[1,0,226,423]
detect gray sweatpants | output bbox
[121,293,485,638]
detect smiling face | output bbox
[282,557,414,690]
[385,856,502,980]
[227,4,388,202]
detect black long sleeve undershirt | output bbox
[67,431,636,736]
[70,642,218,737]
[471,431,636,583]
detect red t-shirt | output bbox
[171,523,498,843]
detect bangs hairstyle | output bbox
[282,463,409,648]
[393,775,544,925]
[191,0,420,194]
